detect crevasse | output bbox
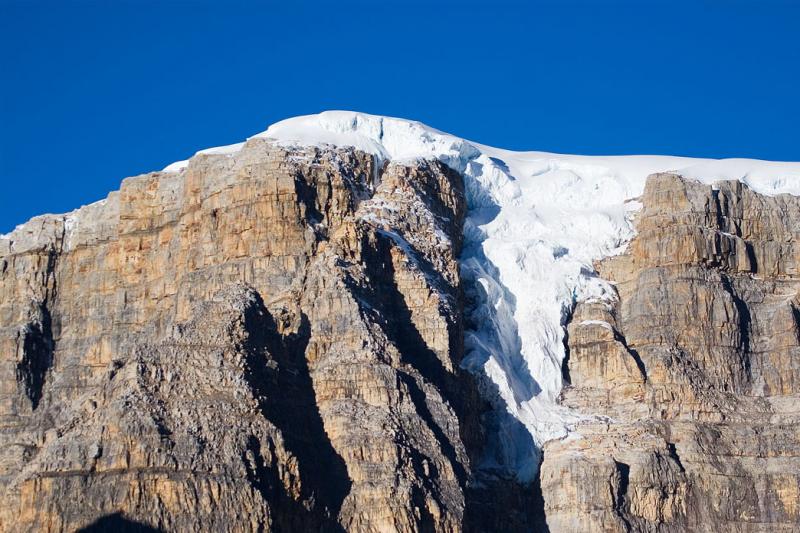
[155,111,800,481]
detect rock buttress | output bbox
[545,174,800,532]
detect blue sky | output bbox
[1,0,798,232]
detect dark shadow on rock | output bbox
[613,460,633,531]
[462,372,546,532]
[720,274,753,383]
[462,448,550,532]
[340,154,552,529]
[614,329,647,382]
[241,293,350,531]
[398,368,467,486]
[76,513,162,533]
[561,303,574,385]
[667,442,686,473]
[353,233,472,488]
[459,157,551,530]
[792,303,800,341]
[16,301,54,410]
[347,228,549,530]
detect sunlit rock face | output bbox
[1,111,799,532]
[545,174,800,532]
[0,141,492,532]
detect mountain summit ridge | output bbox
[1,112,799,531]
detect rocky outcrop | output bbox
[546,174,800,532]
[1,136,798,533]
[0,140,491,532]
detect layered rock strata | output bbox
[1,138,798,533]
[545,174,800,532]
[0,141,488,532]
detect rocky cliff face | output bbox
[0,137,798,532]
[546,174,800,532]
[0,141,487,532]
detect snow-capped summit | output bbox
[139,112,799,480]
[162,110,790,480]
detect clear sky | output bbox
[1,0,798,232]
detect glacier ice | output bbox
[158,111,800,480]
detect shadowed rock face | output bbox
[0,142,797,533]
[546,174,800,532]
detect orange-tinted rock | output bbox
[546,174,800,532]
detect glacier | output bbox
[161,112,800,480]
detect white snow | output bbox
[162,159,188,173]
[162,142,246,173]
[579,320,615,331]
[114,111,800,481]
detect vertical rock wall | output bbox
[544,174,800,532]
[0,141,486,532]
